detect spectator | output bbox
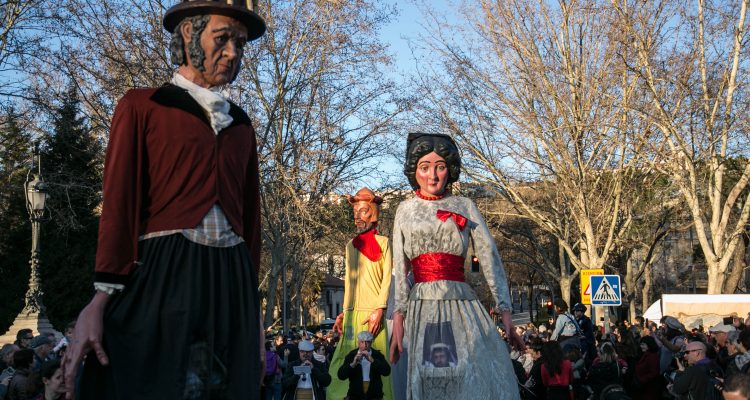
[540,341,573,400]
[563,345,586,399]
[613,323,638,392]
[275,335,299,373]
[31,359,64,400]
[0,344,20,399]
[634,335,662,400]
[631,316,645,339]
[709,321,735,371]
[14,329,33,350]
[670,340,723,399]
[282,340,331,400]
[655,316,686,373]
[522,338,546,399]
[313,342,329,368]
[572,303,595,364]
[0,344,18,372]
[550,300,578,344]
[337,331,390,400]
[733,315,747,332]
[724,372,750,400]
[30,336,52,371]
[264,340,283,400]
[52,321,75,358]
[586,342,625,399]
[727,328,750,378]
[7,348,34,400]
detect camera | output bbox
[673,351,685,359]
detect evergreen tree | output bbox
[0,107,33,332]
[39,82,103,328]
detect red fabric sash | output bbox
[352,229,382,261]
[411,252,465,283]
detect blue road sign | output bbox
[590,275,621,306]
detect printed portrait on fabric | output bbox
[422,322,458,368]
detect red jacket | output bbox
[95,85,261,285]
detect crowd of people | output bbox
[258,301,750,400]
[0,322,74,400]
[501,300,750,399]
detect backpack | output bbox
[600,384,630,400]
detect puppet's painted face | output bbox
[353,201,375,233]
[183,15,248,87]
[416,151,449,196]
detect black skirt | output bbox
[80,234,261,399]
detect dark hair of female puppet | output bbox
[403,133,461,190]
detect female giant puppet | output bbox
[389,133,523,399]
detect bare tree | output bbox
[240,0,401,328]
[413,0,648,305]
[614,0,750,293]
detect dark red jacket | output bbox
[95,85,261,285]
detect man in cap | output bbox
[709,321,736,371]
[329,188,393,400]
[30,335,52,371]
[282,340,331,400]
[655,315,686,373]
[62,1,266,398]
[337,331,391,400]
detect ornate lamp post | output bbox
[23,152,48,315]
[1,145,58,343]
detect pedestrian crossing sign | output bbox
[590,275,621,306]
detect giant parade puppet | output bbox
[328,188,394,400]
[62,1,266,399]
[389,133,524,400]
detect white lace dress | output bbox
[392,194,520,400]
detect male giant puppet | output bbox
[62,1,265,399]
[328,188,393,400]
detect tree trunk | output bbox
[264,272,279,327]
[559,274,572,308]
[641,263,652,315]
[724,235,748,293]
[707,263,726,294]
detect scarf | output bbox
[352,229,382,261]
[171,73,233,134]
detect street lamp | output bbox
[0,144,58,343]
[23,147,48,315]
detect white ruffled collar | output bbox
[171,72,233,134]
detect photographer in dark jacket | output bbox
[670,340,723,399]
[337,331,391,400]
[282,340,331,400]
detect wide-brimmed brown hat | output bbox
[163,0,266,41]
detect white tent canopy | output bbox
[642,299,661,322]
[642,294,750,328]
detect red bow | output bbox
[436,210,467,231]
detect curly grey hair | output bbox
[169,15,210,71]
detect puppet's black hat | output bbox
[163,0,266,41]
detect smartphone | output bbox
[724,316,734,325]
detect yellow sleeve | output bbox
[343,242,353,311]
[375,237,393,309]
